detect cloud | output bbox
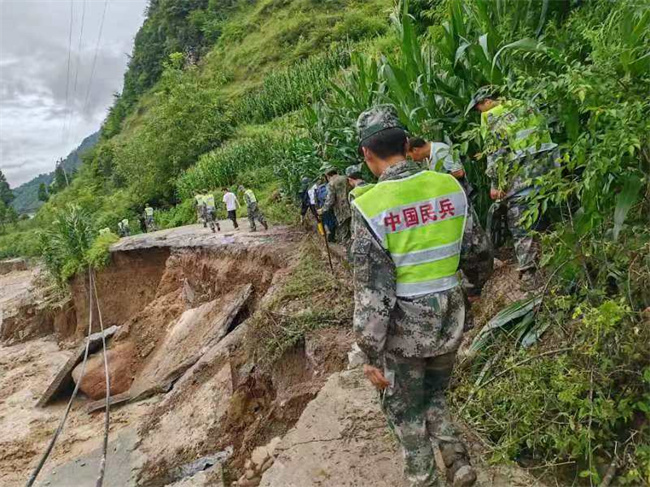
[0,0,147,187]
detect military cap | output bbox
[320,163,338,175]
[345,163,363,178]
[357,104,405,144]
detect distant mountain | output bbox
[11,131,100,214]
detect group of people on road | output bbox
[116,186,270,238]
[194,185,269,232]
[300,89,558,487]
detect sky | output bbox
[0,0,148,188]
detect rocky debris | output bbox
[128,284,251,400]
[36,325,119,407]
[0,258,27,275]
[259,367,403,487]
[0,267,76,345]
[133,326,239,486]
[71,342,135,400]
[232,437,281,487]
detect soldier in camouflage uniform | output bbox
[320,165,352,243]
[239,185,268,232]
[351,105,479,487]
[469,88,558,279]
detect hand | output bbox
[317,209,323,216]
[363,364,390,390]
[451,169,466,179]
[490,188,506,200]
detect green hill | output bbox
[10,131,99,215]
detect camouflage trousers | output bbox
[382,352,459,487]
[247,203,267,231]
[507,197,537,272]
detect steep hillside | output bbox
[10,132,99,215]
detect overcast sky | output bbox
[0,0,148,187]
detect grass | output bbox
[247,237,353,368]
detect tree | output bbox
[51,163,69,194]
[38,183,50,202]
[0,170,14,205]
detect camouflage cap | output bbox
[357,104,405,144]
[320,163,337,175]
[345,163,363,178]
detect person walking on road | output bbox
[320,165,351,244]
[222,187,240,229]
[299,177,318,224]
[144,204,156,232]
[239,185,268,232]
[351,105,479,487]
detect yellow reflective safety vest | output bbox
[352,170,467,298]
[244,189,257,205]
[145,206,154,217]
[204,194,215,209]
[195,194,205,205]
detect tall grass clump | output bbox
[39,205,96,286]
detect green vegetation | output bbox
[2,0,649,482]
[247,238,353,368]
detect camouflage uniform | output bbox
[242,188,268,231]
[322,173,351,243]
[481,100,558,271]
[352,160,481,487]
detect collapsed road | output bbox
[0,223,545,487]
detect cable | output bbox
[92,270,111,487]
[64,0,87,146]
[82,0,110,116]
[60,0,74,143]
[25,267,95,487]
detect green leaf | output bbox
[613,175,643,241]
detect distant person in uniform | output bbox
[239,185,268,232]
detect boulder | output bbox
[71,342,135,400]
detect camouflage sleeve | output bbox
[321,182,335,213]
[459,205,493,289]
[351,206,396,367]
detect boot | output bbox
[439,442,477,487]
[262,221,268,230]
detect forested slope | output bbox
[1,0,649,483]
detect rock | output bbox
[258,368,403,487]
[71,342,135,400]
[250,446,269,467]
[265,437,281,457]
[259,457,274,473]
[238,478,260,487]
[245,469,256,480]
[346,343,367,369]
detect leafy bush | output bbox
[40,206,95,286]
[86,232,119,270]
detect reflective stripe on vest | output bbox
[352,171,467,298]
[244,189,256,204]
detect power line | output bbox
[82,0,110,117]
[60,0,74,144]
[64,0,87,147]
